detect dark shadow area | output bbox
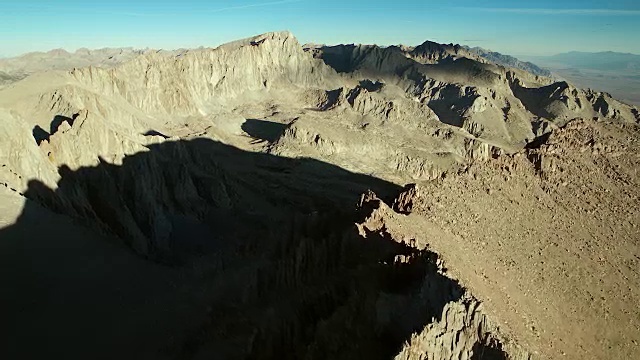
[50,113,79,135]
[250,38,266,46]
[31,114,81,145]
[317,44,364,73]
[241,119,288,143]
[427,98,470,127]
[426,85,479,128]
[412,40,455,56]
[511,81,570,120]
[525,132,552,149]
[423,57,501,86]
[318,44,420,82]
[32,125,50,145]
[20,137,401,264]
[359,79,384,92]
[143,129,169,139]
[317,44,499,88]
[471,339,508,360]
[316,88,344,111]
[0,136,499,359]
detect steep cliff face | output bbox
[69,32,339,116]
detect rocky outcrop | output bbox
[356,191,530,360]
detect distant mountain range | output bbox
[0,47,149,83]
[518,51,640,106]
[0,70,22,87]
[2,41,637,104]
[463,46,552,77]
[462,48,640,84]
[525,51,640,72]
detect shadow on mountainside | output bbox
[316,44,500,87]
[50,114,79,134]
[241,119,288,143]
[317,44,425,82]
[32,114,81,145]
[0,137,488,359]
[511,81,569,120]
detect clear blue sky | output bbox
[1,0,639,58]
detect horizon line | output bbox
[2,41,639,61]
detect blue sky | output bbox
[1,0,639,57]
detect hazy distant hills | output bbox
[0,70,20,86]
[460,48,640,105]
[520,51,640,106]
[0,47,149,85]
[530,51,640,71]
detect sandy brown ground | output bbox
[375,119,640,359]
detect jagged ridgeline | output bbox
[0,31,638,359]
[1,32,637,195]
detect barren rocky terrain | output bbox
[1,31,639,359]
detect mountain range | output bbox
[1,32,639,360]
[463,46,552,77]
[529,51,640,71]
